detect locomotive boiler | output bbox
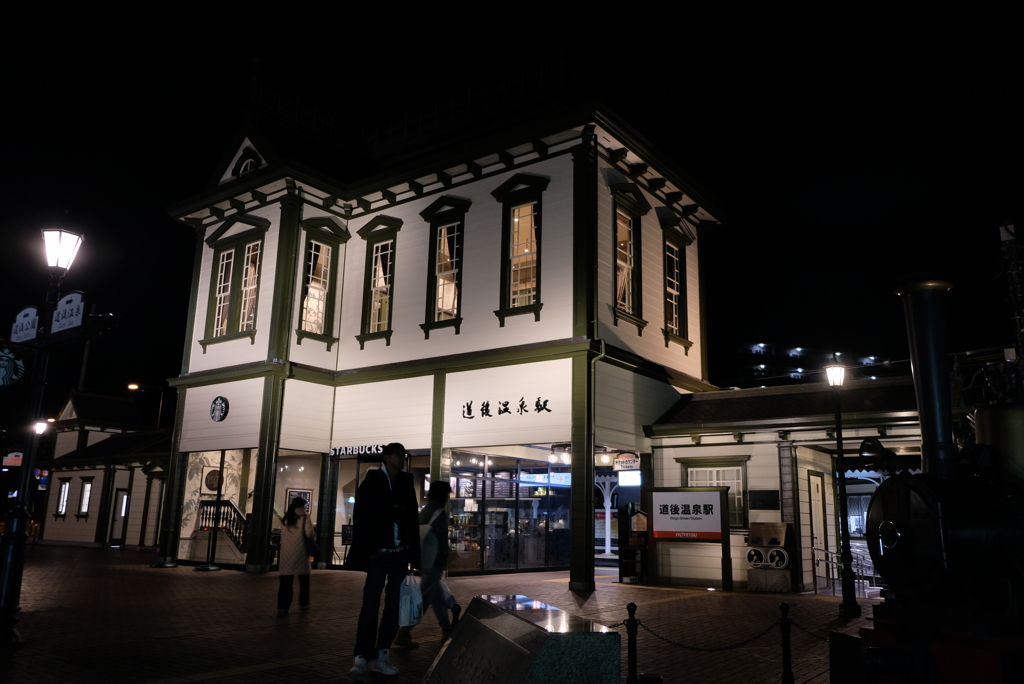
[831,276,1024,683]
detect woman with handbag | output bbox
[277,496,315,615]
[394,481,455,647]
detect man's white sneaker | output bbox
[349,655,368,682]
[371,648,399,676]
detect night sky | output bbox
[2,9,1021,440]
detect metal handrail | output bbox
[812,547,881,598]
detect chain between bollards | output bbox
[780,602,794,684]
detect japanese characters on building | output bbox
[461,396,552,419]
[651,490,725,540]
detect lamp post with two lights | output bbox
[0,229,84,646]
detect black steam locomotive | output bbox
[832,264,1024,681]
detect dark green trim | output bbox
[647,410,920,438]
[420,317,462,339]
[661,226,688,343]
[298,227,344,342]
[203,224,270,342]
[315,452,335,568]
[357,215,403,342]
[431,372,446,484]
[601,344,716,393]
[335,339,592,386]
[205,215,272,247]
[614,310,648,335]
[93,465,115,545]
[246,374,287,573]
[421,196,470,335]
[137,476,153,546]
[300,216,351,242]
[663,331,693,352]
[168,360,287,388]
[611,187,647,326]
[571,127,598,339]
[159,388,188,563]
[199,329,257,352]
[493,303,543,327]
[295,328,338,351]
[121,466,136,542]
[181,224,205,374]
[270,190,302,363]
[492,173,549,321]
[355,330,393,350]
[568,353,595,591]
[697,223,710,384]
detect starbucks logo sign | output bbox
[210,396,229,422]
[0,348,26,387]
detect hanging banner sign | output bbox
[3,452,24,467]
[613,453,640,471]
[52,292,85,332]
[11,306,38,343]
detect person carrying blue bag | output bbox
[395,480,455,648]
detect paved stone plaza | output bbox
[1,546,874,683]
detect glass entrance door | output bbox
[447,451,571,573]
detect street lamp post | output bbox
[0,229,83,646]
[825,358,862,620]
[128,383,167,428]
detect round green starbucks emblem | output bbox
[210,396,229,422]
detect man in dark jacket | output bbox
[348,443,420,681]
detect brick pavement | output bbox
[0,546,876,683]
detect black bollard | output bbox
[626,602,639,684]
[451,603,462,630]
[780,602,793,684]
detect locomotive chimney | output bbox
[897,280,957,478]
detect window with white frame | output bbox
[213,250,234,337]
[491,173,549,326]
[56,479,70,517]
[419,196,471,338]
[301,240,332,335]
[239,242,261,332]
[609,183,651,331]
[435,223,460,320]
[510,203,538,308]
[369,239,394,333]
[216,239,262,335]
[664,241,682,336]
[202,219,269,348]
[616,209,636,313]
[356,214,403,348]
[679,456,749,527]
[78,480,93,515]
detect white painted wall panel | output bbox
[336,156,575,372]
[288,205,348,368]
[595,362,682,451]
[54,431,78,457]
[86,431,112,447]
[594,156,704,382]
[280,380,335,453]
[333,376,434,451]
[44,470,104,545]
[188,205,281,373]
[443,359,572,448]
[179,378,265,452]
